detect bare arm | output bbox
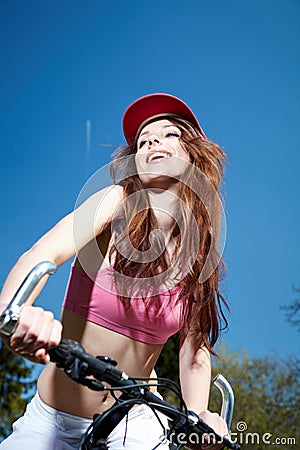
[0,184,123,310]
[179,336,227,449]
[0,184,123,362]
[179,334,211,414]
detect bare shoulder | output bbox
[80,184,124,209]
[89,184,124,234]
[103,184,124,202]
[94,184,124,213]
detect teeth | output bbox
[148,152,171,163]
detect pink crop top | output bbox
[62,266,183,344]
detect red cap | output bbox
[122,93,207,144]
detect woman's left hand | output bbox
[185,410,228,450]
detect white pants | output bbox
[0,393,169,450]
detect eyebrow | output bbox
[139,124,180,138]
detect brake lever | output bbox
[0,261,57,337]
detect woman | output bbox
[0,93,229,449]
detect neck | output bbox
[147,188,179,235]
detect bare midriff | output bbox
[38,230,169,418]
[38,309,163,418]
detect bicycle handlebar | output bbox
[0,261,57,336]
[213,374,234,432]
[49,338,240,450]
[0,262,240,450]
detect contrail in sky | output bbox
[86,119,91,177]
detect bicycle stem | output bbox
[0,261,57,337]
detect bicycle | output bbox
[0,262,240,450]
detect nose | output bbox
[148,135,160,147]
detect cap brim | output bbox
[122,93,207,144]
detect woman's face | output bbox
[135,119,190,187]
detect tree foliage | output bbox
[1,329,299,448]
[210,343,300,449]
[156,337,300,450]
[281,287,300,332]
[0,342,37,440]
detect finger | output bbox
[200,411,228,436]
[10,307,61,354]
[20,319,62,363]
[12,307,51,351]
[9,306,39,349]
[21,318,62,356]
[47,319,63,350]
[34,348,50,364]
[202,433,217,448]
[16,348,50,365]
[23,310,56,352]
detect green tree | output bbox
[281,287,300,332]
[156,337,300,450]
[0,342,37,440]
[210,343,299,450]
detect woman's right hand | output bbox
[7,305,62,364]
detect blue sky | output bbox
[1,0,299,362]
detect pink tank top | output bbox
[62,266,182,344]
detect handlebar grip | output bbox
[49,338,132,390]
[49,338,80,365]
[0,261,57,337]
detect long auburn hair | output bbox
[109,115,228,355]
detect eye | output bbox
[138,139,147,149]
[165,132,180,138]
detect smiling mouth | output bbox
[147,151,173,164]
